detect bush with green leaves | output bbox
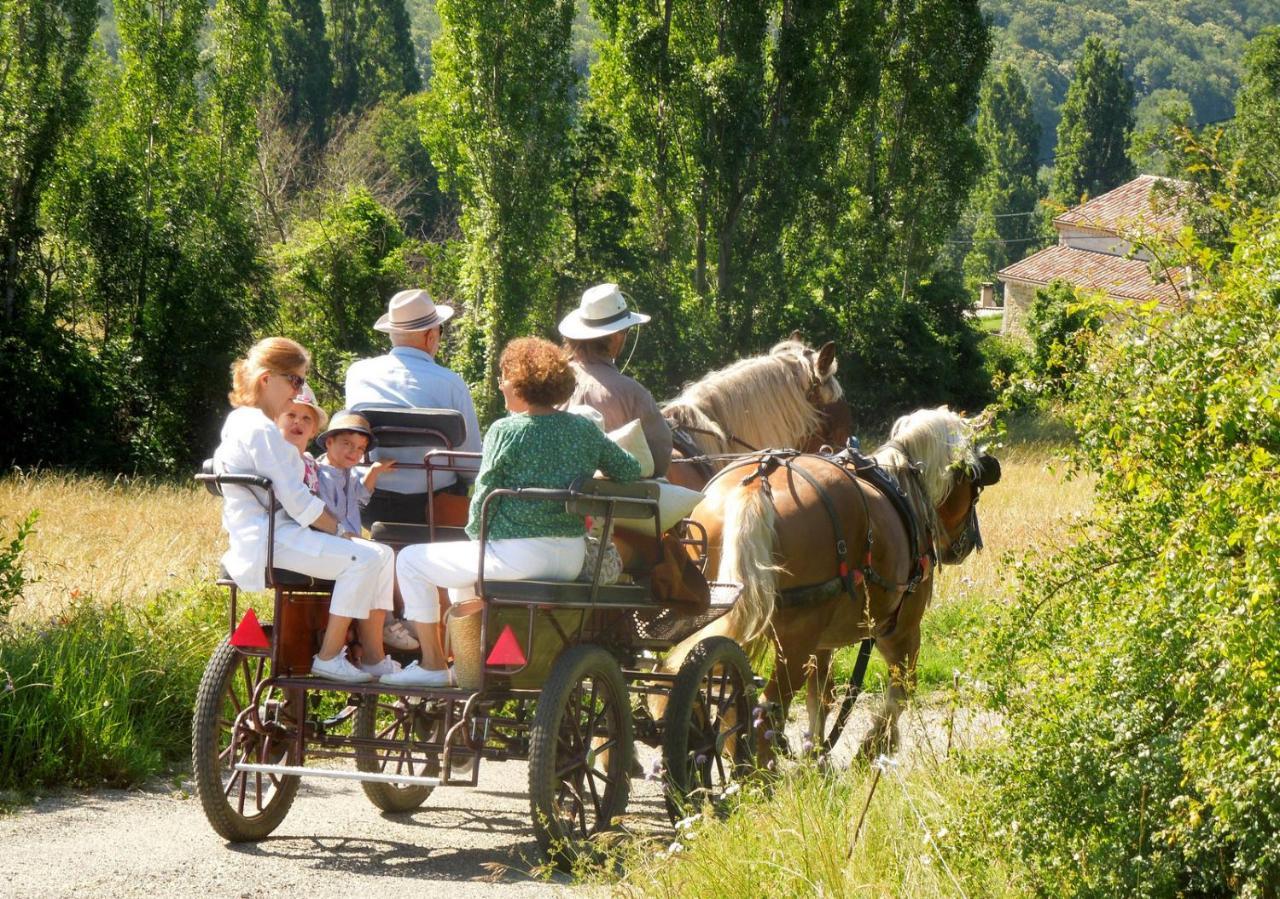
[0,512,38,621]
[982,213,1280,895]
[1025,278,1102,386]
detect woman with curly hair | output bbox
[385,337,642,687]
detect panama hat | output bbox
[315,410,377,450]
[374,289,455,334]
[290,383,329,433]
[558,283,650,340]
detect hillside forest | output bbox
[2,0,1279,473]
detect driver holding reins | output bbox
[557,283,672,477]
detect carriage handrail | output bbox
[196,466,280,588]
[474,481,662,607]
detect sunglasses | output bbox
[278,372,306,392]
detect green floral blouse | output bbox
[465,411,642,540]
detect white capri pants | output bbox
[273,534,395,619]
[397,536,587,624]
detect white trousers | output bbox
[397,536,587,624]
[273,535,395,619]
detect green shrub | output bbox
[981,214,1280,895]
[0,585,238,791]
[1025,278,1102,387]
[0,512,38,621]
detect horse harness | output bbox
[723,443,937,613]
[718,442,940,755]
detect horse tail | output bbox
[718,478,781,652]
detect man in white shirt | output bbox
[345,289,483,525]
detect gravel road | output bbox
[0,695,991,899]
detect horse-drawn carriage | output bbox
[191,409,756,868]
[191,337,1002,870]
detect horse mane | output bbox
[872,406,978,549]
[662,340,843,454]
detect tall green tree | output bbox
[267,0,333,149]
[0,0,98,325]
[1052,36,1135,205]
[423,0,576,417]
[42,0,273,468]
[1232,26,1280,206]
[329,0,421,117]
[963,63,1041,292]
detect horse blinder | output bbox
[974,453,1001,488]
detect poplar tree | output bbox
[964,63,1041,291]
[328,0,421,116]
[1052,36,1135,205]
[267,0,333,148]
[1232,27,1280,206]
[0,0,98,324]
[423,0,576,416]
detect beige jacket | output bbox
[564,346,672,477]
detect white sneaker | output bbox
[383,618,420,651]
[311,649,374,683]
[380,661,452,687]
[360,656,402,678]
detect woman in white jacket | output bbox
[214,337,397,683]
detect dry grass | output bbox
[0,414,1091,626]
[932,434,1091,609]
[0,471,222,621]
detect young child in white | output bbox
[274,384,326,491]
[315,411,419,653]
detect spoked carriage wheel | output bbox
[528,644,633,870]
[661,636,756,822]
[192,638,301,841]
[355,696,440,812]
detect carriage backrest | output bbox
[358,406,467,450]
[566,477,659,521]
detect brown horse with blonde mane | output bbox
[662,406,1000,761]
[662,334,853,490]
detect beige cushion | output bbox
[607,419,655,478]
[615,479,703,535]
[567,404,606,431]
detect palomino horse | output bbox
[662,335,853,491]
[664,407,1000,759]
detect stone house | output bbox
[997,175,1188,338]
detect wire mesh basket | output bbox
[622,581,742,646]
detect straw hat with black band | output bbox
[557,283,650,341]
[374,288,455,334]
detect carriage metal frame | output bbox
[191,452,757,867]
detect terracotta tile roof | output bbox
[1054,174,1188,235]
[997,243,1182,304]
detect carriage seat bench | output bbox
[216,564,335,591]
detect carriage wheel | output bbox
[355,696,440,812]
[191,638,300,841]
[661,636,756,822]
[528,644,633,870]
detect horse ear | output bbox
[788,329,804,343]
[815,341,837,376]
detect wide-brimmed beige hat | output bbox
[558,283,650,340]
[374,289,455,334]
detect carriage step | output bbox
[234,762,443,788]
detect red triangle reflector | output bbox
[486,624,526,667]
[231,609,270,649]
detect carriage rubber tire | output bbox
[191,638,300,842]
[527,644,633,871]
[661,636,756,823]
[354,696,437,812]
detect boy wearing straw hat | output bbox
[558,283,672,476]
